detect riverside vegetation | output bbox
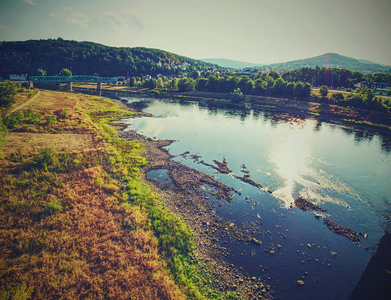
[0,88,243,299]
[73,70,391,132]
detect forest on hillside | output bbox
[0,38,217,78]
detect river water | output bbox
[95,91,391,299]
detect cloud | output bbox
[23,0,37,5]
[131,15,143,30]
[66,11,89,28]
[50,13,62,19]
[103,13,143,31]
[103,13,125,31]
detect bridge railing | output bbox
[29,75,118,83]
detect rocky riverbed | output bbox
[115,128,272,299]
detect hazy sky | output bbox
[1,0,390,65]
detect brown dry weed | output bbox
[0,89,186,299]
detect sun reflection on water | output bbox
[268,124,359,209]
[269,126,312,208]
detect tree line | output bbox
[130,72,312,98]
[281,67,391,88]
[318,85,391,113]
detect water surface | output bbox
[118,95,391,300]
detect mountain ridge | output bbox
[254,53,391,73]
[199,58,261,69]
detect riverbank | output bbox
[111,93,378,299]
[113,119,273,299]
[2,89,260,299]
[72,83,391,134]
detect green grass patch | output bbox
[341,119,391,131]
[81,94,239,299]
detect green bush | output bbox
[332,92,345,102]
[320,85,329,97]
[46,115,57,125]
[230,88,244,102]
[45,201,63,215]
[60,109,69,119]
[0,81,18,108]
[25,110,40,125]
[34,147,58,170]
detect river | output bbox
[90,90,391,299]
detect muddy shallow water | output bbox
[116,95,391,300]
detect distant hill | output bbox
[0,39,218,77]
[200,58,261,69]
[254,53,391,73]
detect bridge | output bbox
[28,75,119,91]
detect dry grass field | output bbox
[0,90,190,299]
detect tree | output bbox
[129,77,137,87]
[170,77,178,90]
[206,75,220,92]
[365,88,375,104]
[156,78,164,89]
[224,76,240,93]
[0,81,18,107]
[144,78,157,89]
[293,81,305,98]
[320,85,328,98]
[263,75,274,89]
[178,78,195,92]
[59,68,72,76]
[238,76,254,94]
[268,70,280,80]
[303,82,312,97]
[196,78,208,91]
[285,82,295,96]
[36,68,47,76]
[272,78,286,95]
[189,70,200,80]
[254,79,266,95]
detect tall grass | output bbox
[0,92,239,299]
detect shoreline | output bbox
[110,94,386,299]
[112,122,273,299]
[74,85,391,135]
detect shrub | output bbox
[332,92,345,102]
[320,85,329,97]
[230,88,244,102]
[45,200,63,215]
[34,147,58,170]
[46,115,57,125]
[60,109,69,119]
[0,81,18,107]
[25,110,41,125]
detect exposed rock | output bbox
[294,196,328,212]
[296,280,305,286]
[117,128,273,299]
[323,218,362,242]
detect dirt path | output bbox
[7,90,41,115]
